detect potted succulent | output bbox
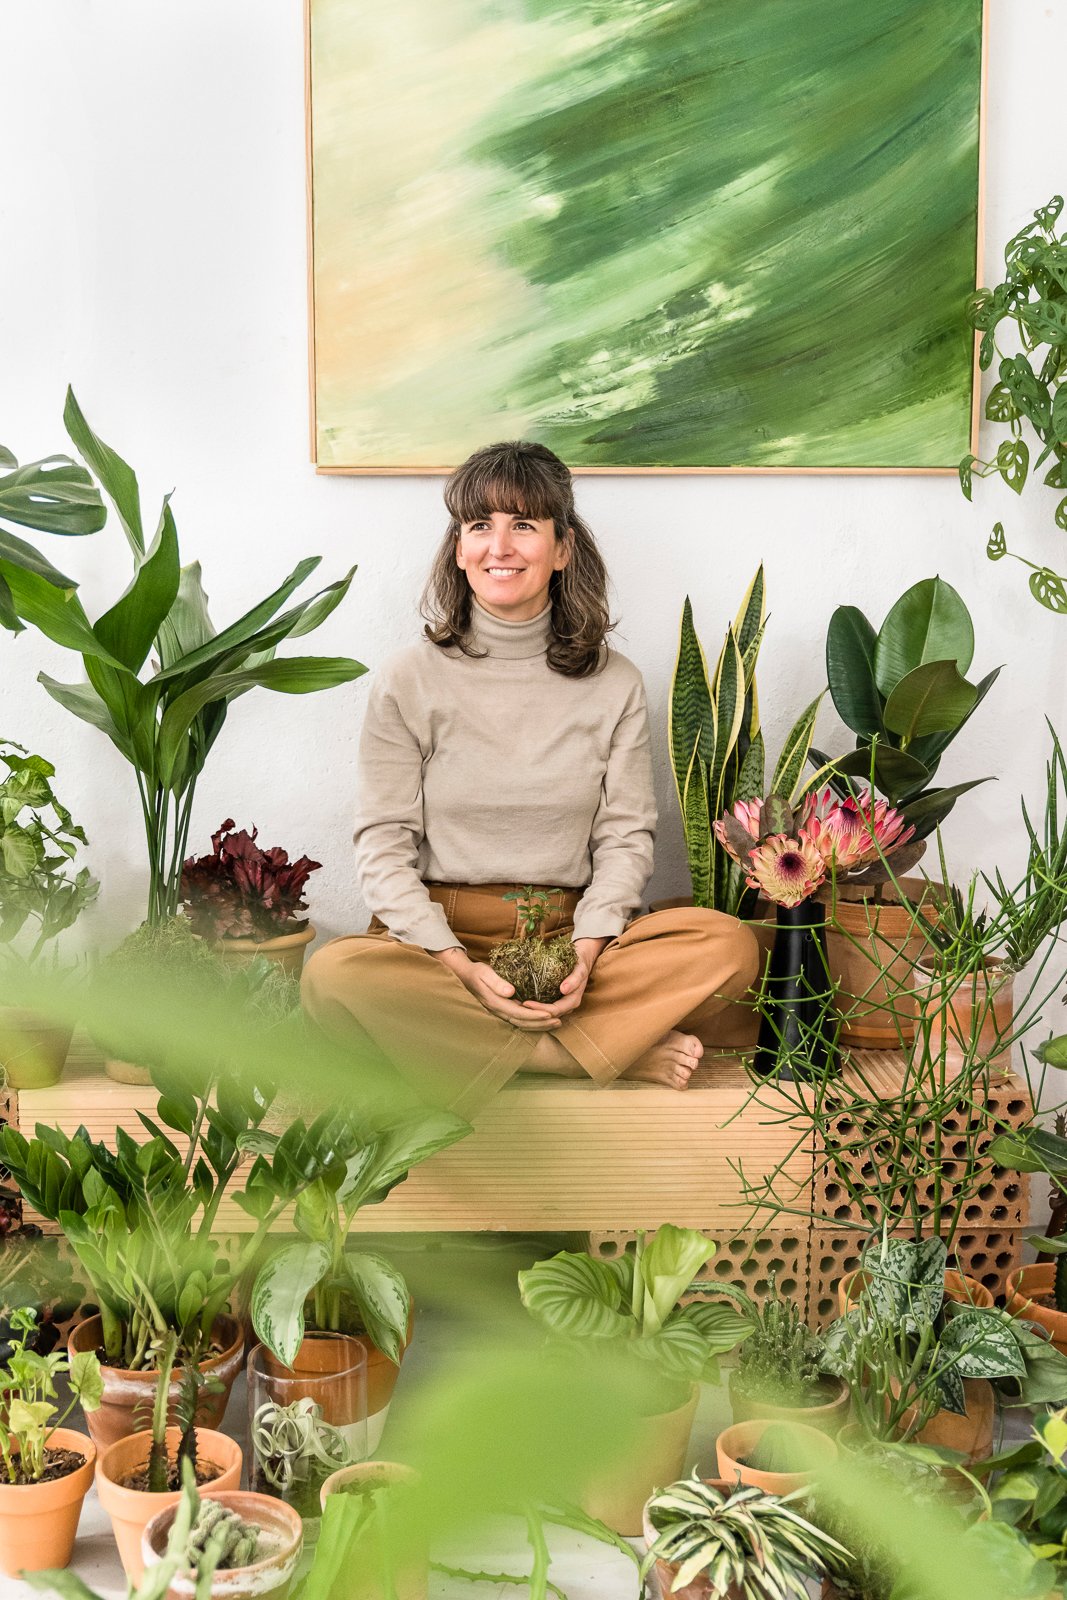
[641,1472,851,1600]
[714,1418,838,1496]
[0,994,375,1448]
[959,194,1067,615]
[489,885,576,1001]
[97,1334,242,1580]
[181,820,322,976]
[142,1482,304,1600]
[0,743,98,1088]
[0,1307,102,1575]
[248,1108,468,1451]
[811,576,999,1045]
[0,418,104,637]
[518,1225,752,1535]
[714,788,915,1075]
[723,1275,849,1432]
[5,389,365,931]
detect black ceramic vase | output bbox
[754,899,837,1079]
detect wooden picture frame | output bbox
[305,0,988,476]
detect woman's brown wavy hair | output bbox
[420,440,615,677]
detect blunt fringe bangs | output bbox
[422,441,614,678]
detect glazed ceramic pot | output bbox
[0,1427,96,1574]
[319,1463,427,1600]
[142,1491,303,1600]
[97,1426,242,1581]
[582,1385,699,1537]
[68,1315,244,1450]
[215,925,315,979]
[727,1372,851,1434]
[715,1418,837,1494]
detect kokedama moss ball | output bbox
[490,934,578,1003]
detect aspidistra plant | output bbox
[1,389,366,925]
[0,426,105,635]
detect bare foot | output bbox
[621,1032,703,1089]
[520,1031,585,1076]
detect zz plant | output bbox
[4,389,365,925]
[815,576,1000,840]
[960,195,1067,613]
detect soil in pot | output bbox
[0,1009,73,1090]
[68,1314,244,1450]
[0,1427,96,1575]
[142,1490,304,1600]
[98,1426,242,1581]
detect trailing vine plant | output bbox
[960,195,1067,612]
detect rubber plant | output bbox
[813,575,1001,840]
[0,418,105,635]
[4,388,365,926]
[669,567,825,915]
[959,194,1067,614]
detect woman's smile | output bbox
[456,511,571,620]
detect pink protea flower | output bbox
[744,832,828,907]
[713,797,764,855]
[814,789,914,870]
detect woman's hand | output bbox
[432,946,563,1030]
[517,936,609,1022]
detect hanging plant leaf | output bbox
[1029,569,1067,614]
[986,523,1007,561]
[997,438,1029,495]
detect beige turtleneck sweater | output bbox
[353,602,657,950]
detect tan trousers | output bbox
[301,884,760,1118]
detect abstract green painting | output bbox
[307,0,985,472]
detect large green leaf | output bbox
[826,745,932,805]
[901,778,991,839]
[941,1309,1026,1381]
[681,742,711,909]
[150,557,322,687]
[0,561,125,665]
[708,627,745,817]
[518,1251,630,1341]
[882,661,980,743]
[771,693,824,801]
[669,598,714,809]
[92,500,180,672]
[63,387,144,556]
[873,578,975,697]
[38,674,134,762]
[342,1250,411,1365]
[988,1126,1067,1176]
[251,1240,331,1367]
[83,654,161,779]
[905,666,1002,775]
[338,1112,469,1212]
[639,1225,717,1335]
[0,454,105,538]
[0,527,77,588]
[175,567,360,689]
[1,824,38,877]
[826,605,884,737]
[156,655,367,786]
[155,562,216,670]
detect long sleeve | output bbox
[571,674,657,941]
[353,670,461,950]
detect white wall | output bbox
[1,1,1065,961]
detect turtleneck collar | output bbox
[468,599,552,660]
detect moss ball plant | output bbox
[489,886,578,1003]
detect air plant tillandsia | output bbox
[713,790,919,908]
[489,886,578,1002]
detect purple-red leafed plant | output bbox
[180,820,321,941]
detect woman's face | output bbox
[455,511,571,622]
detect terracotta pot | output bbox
[104,1056,154,1085]
[97,1426,242,1581]
[0,1427,96,1575]
[836,1268,993,1319]
[918,959,1015,1067]
[728,1372,850,1434]
[901,1378,994,1463]
[641,1480,734,1600]
[582,1385,699,1537]
[0,1008,73,1090]
[283,1310,413,1454]
[715,1418,837,1494]
[821,878,934,1048]
[142,1490,303,1600]
[68,1314,244,1450]
[1006,1263,1067,1356]
[215,924,315,979]
[319,1463,427,1600]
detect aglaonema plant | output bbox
[959,194,1067,613]
[4,388,366,926]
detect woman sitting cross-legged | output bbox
[302,441,759,1117]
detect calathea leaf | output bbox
[518,1251,629,1341]
[638,1225,717,1335]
